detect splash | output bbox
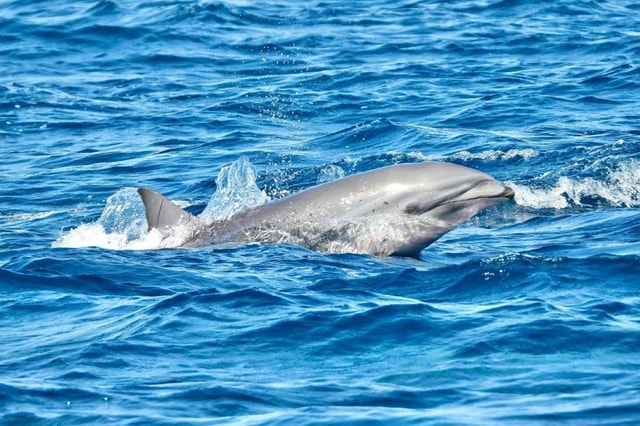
[200,156,269,221]
[317,165,345,184]
[54,158,270,250]
[53,187,177,250]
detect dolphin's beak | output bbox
[502,186,515,200]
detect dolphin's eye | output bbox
[404,203,422,215]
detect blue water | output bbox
[2,0,640,424]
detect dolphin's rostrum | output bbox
[138,162,514,257]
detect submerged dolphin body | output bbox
[138,162,514,257]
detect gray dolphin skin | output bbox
[138,162,514,257]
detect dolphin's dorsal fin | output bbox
[137,188,196,231]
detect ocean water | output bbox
[1,0,640,424]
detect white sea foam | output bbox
[451,148,539,162]
[509,159,639,209]
[53,187,192,250]
[54,222,141,250]
[53,222,194,250]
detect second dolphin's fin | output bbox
[137,188,197,231]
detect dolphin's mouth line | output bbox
[437,185,514,207]
[406,182,514,215]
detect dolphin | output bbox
[137,162,514,257]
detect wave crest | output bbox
[510,159,639,210]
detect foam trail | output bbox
[509,159,639,210]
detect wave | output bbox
[450,148,539,162]
[510,157,639,210]
[0,210,61,224]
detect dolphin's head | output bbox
[397,162,514,226]
[354,162,514,256]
